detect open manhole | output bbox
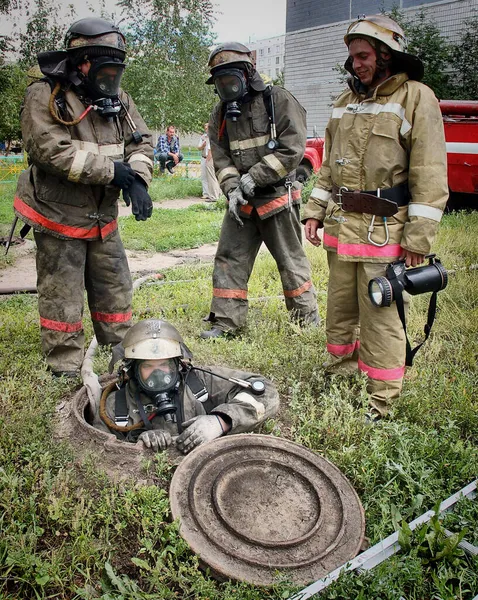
[170,434,365,586]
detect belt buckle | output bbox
[336,186,348,209]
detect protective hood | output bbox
[37,50,75,82]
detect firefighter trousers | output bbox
[209,205,318,331]
[34,230,133,373]
[325,252,409,416]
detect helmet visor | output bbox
[137,358,179,393]
[213,68,247,102]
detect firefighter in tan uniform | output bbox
[200,42,319,338]
[303,15,448,418]
[13,18,154,376]
[93,319,280,454]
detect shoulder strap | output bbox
[114,386,129,427]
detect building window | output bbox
[276,56,280,64]
[259,49,264,56]
[276,45,280,53]
[276,68,280,75]
[268,47,271,54]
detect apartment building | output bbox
[248,35,286,80]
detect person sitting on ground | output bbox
[154,125,183,174]
[92,319,279,454]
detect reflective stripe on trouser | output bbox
[326,252,408,415]
[34,230,133,372]
[210,205,318,331]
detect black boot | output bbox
[200,327,228,340]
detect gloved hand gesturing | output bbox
[123,177,153,221]
[112,161,136,190]
[228,187,248,228]
[239,173,256,198]
[137,430,172,452]
[176,415,225,454]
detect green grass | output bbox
[148,176,202,201]
[119,203,225,252]
[0,183,477,598]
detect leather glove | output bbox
[176,415,224,454]
[228,187,248,228]
[123,177,153,222]
[112,161,136,190]
[137,430,172,452]
[240,173,256,198]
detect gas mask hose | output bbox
[49,82,94,126]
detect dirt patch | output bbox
[0,199,218,293]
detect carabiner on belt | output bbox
[367,188,390,247]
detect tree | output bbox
[0,63,27,142]
[119,0,217,132]
[451,17,478,100]
[388,7,454,99]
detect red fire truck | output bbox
[299,100,478,207]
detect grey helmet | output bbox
[206,41,254,85]
[122,319,191,361]
[65,17,126,64]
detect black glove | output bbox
[112,161,136,190]
[123,177,153,221]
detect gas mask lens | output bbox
[88,57,125,98]
[137,359,178,394]
[214,69,247,102]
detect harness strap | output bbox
[114,386,129,427]
[390,277,438,367]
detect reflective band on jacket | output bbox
[358,358,405,381]
[256,189,301,217]
[40,317,82,333]
[232,392,265,418]
[332,102,412,136]
[128,153,154,167]
[408,203,443,222]
[283,279,312,298]
[213,288,247,299]
[327,340,360,356]
[71,140,124,156]
[323,232,402,258]
[229,134,270,151]
[91,311,132,323]
[217,166,240,184]
[14,196,117,240]
[263,154,288,178]
[310,187,332,203]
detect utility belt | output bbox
[254,170,296,196]
[332,182,409,217]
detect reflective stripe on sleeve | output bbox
[229,134,270,151]
[68,149,89,182]
[128,153,153,167]
[310,187,331,203]
[217,166,240,184]
[408,203,443,222]
[263,153,288,178]
[232,392,265,419]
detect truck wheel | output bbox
[296,164,312,184]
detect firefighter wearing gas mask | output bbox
[92,319,280,454]
[201,42,319,339]
[13,18,154,377]
[302,15,448,418]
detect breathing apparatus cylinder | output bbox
[368,255,448,308]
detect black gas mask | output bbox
[135,358,180,422]
[82,56,125,119]
[213,68,248,121]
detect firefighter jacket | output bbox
[303,72,448,261]
[93,364,280,442]
[14,80,153,241]
[210,86,307,219]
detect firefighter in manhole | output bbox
[92,319,279,453]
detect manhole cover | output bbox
[170,434,365,586]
